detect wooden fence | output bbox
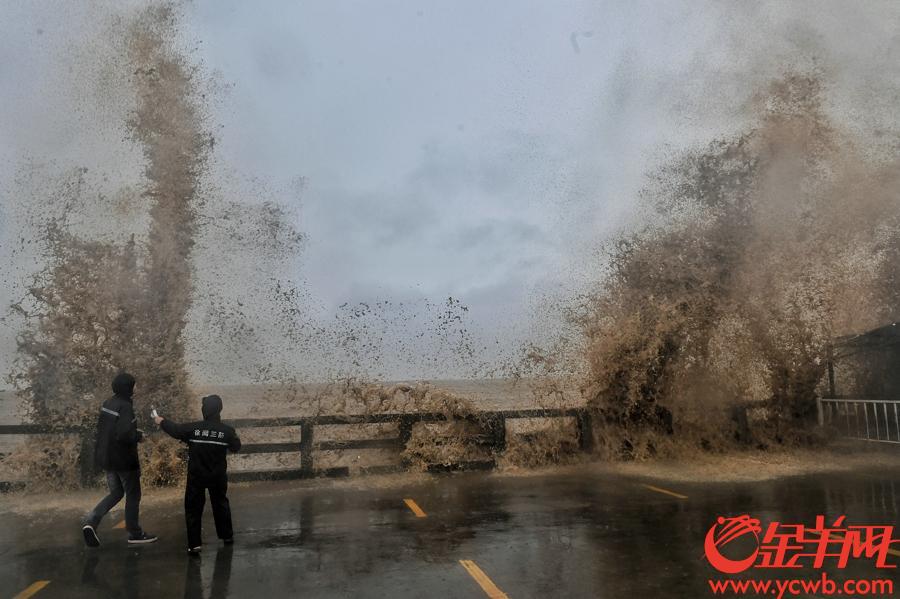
[0,407,593,490]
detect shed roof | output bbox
[835,322,900,351]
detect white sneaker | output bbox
[127,532,158,544]
[82,525,100,547]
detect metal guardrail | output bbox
[0,407,594,488]
[818,398,900,445]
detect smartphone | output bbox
[151,408,159,418]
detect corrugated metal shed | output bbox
[832,322,900,399]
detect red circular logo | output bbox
[704,515,762,574]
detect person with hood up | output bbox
[82,372,158,546]
[154,394,241,555]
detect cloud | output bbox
[5,1,900,381]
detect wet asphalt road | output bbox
[2,464,899,598]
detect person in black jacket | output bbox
[154,394,241,554]
[82,372,158,546]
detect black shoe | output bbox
[223,538,234,545]
[82,525,100,548]
[187,546,202,556]
[127,532,158,545]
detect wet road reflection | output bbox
[1,464,897,598]
[183,545,232,599]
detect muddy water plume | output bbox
[6,4,210,487]
[579,74,900,459]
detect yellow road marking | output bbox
[113,519,125,529]
[642,484,688,500]
[459,560,508,599]
[808,529,900,558]
[13,581,51,599]
[403,498,427,518]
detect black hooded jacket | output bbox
[160,395,241,480]
[94,372,142,472]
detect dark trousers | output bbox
[185,475,233,548]
[86,470,142,536]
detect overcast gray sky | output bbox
[2,1,900,383]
